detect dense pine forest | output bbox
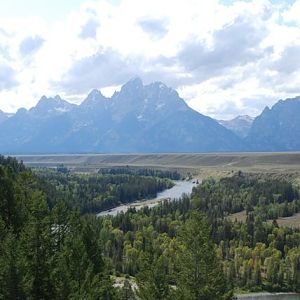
[1,155,300,299]
[98,167,181,180]
[36,168,174,214]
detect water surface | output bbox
[97,180,197,217]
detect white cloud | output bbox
[283,0,300,25]
[0,0,300,119]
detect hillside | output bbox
[246,97,300,151]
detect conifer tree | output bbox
[175,212,234,300]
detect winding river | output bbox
[97,180,197,217]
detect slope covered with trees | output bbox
[0,157,116,299]
[2,156,300,298]
[36,168,174,213]
[106,173,300,294]
[0,156,234,299]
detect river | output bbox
[237,293,300,299]
[97,180,197,217]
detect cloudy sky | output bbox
[0,0,299,119]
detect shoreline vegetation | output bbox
[35,167,176,214]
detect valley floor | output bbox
[15,152,300,181]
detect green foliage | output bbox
[175,212,233,300]
[99,167,181,180]
[192,172,299,222]
[136,255,172,300]
[3,156,300,298]
[0,230,24,299]
[0,157,118,299]
[36,169,174,213]
[106,172,300,294]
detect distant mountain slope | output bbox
[0,110,9,124]
[219,115,254,138]
[0,78,245,154]
[246,96,300,151]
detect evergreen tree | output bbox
[0,230,24,299]
[19,191,54,299]
[175,212,234,300]
[136,255,172,300]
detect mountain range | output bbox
[218,115,254,138]
[246,96,300,151]
[0,78,299,153]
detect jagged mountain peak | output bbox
[127,76,143,86]
[38,94,63,104]
[145,81,175,95]
[0,78,246,153]
[36,95,65,106]
[271,96,300,111]
[235,115,254,122]
[218,114,254,138]
[219,114,254,123]
[118,77,144,96]
[1,82,300,153]
[246,95,300,151]
[111,78,188,122]
[31,95,75,115]
[81,89,107,108]
[54,95,63,101]
[261,106,270,114]
[87,89,104,99]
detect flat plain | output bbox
[15,152,300,180]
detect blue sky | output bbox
[0,0,300,119]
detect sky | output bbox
[0,0,300,119]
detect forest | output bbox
[36,168,174,214]
[98,167,181,180]
[1,155,300,299]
